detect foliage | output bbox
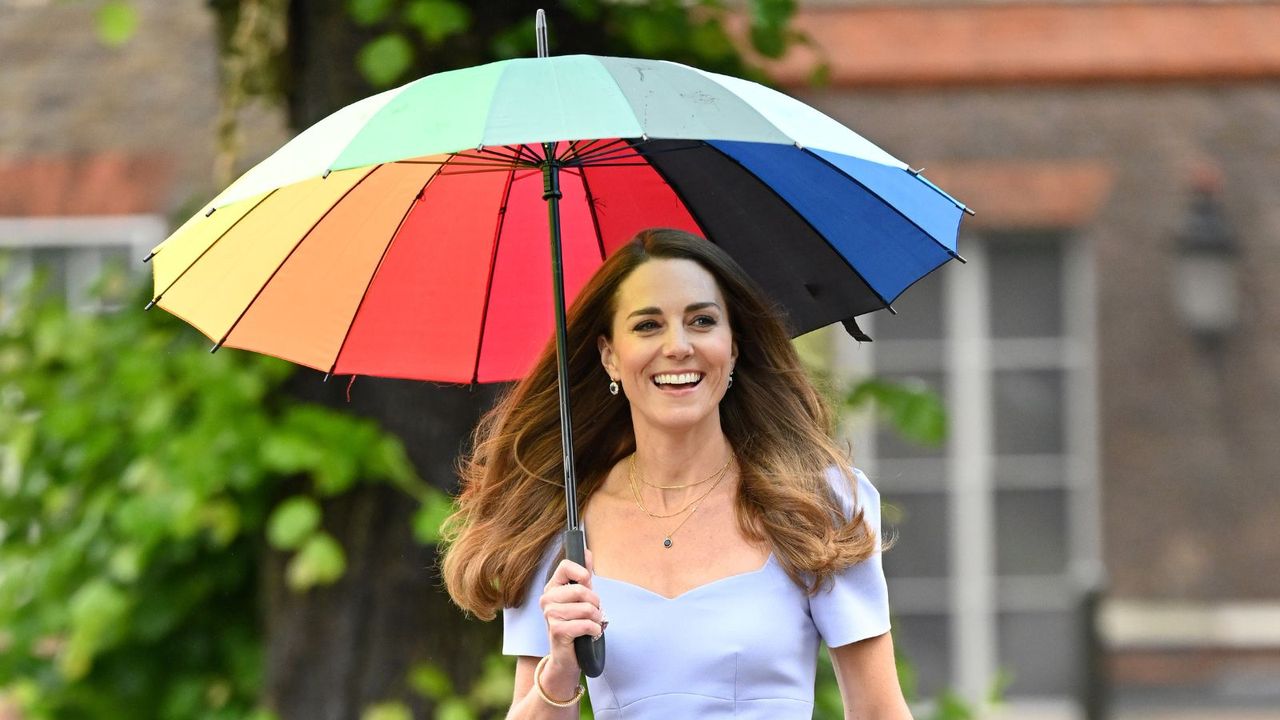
[95,1,138,47]
[846,376,948,447]
[343,0,818,89]
[0,269,443,719]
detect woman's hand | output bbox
[536,550,603,696]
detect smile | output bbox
[652,372,704,389]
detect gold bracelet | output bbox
[533,655,585,707]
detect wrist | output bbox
[535,655,584,706]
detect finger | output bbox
[539,585,601,611]
[547,618,603,644]
[548,559,593,588]
[543,602,604,624]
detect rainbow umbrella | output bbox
[146,15,968,674]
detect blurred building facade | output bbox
[808,2,1280,717]
[2,1,1278,718]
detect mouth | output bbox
[651,371,704,391]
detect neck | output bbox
[630,417,733,511]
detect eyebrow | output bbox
[626,302,722,319]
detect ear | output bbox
[731,339,738,370]
[598,335,618,379]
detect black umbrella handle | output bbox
[563,528,606,678]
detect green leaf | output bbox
[108,544,144,583]
[267,496,322,550]
[404,0,471,45]
[96,0,138,48]
[357,33,415,88]
[408,662,453,700]
[62,578,130,678]
[411,490,453,544]
[361,701,413,720]
[259,431,325,474]
[436,698,474,720]
[347,0,397,26]
[285,532,347,591]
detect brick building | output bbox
[3,1,1278,718]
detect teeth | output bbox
[654,372,702,385]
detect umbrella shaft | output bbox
[542,149,580,531]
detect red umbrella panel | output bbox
[152,143,702,384]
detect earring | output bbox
[609,379,620,396]
[727,372,734,389]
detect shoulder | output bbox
[823,465,880,524]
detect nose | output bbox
[662,325,693,358]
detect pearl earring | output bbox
[609,379,620,396]
[727,372,734,389]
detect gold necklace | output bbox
[627,456,731,518]
[630,452,732,490]
[628,458,733,548]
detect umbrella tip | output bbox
[536,9,549,58]
[210,341,224,354]
[323,372,332,383]
[144,298,157,311]
[142,251,155,263]
[205,207,216,217]
[322,169,332,179]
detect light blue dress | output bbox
[503,468,890,719]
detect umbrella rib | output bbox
[325,167,443,379]
[562,138,616,164]
[567,141,637,166]
[475,146,527,165]
[703,143,897,312]
[800,147,964,264]
[578,166,609,264]
[571,140,706,167]
[213,164,384,352]
[468,163,519,385]
[148,189,277,307]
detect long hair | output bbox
[440,228,876,619]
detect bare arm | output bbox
[506,554,603,719]
[829,631,913,720]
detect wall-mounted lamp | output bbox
[1174,172,1239,349]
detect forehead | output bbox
[613,258,725,312]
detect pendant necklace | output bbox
[628,454,733,548]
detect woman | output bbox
[442,228,910,718]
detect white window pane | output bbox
[882,490,950,578]
[996,488,1068,575]
[997,610,1080,696]
[987,234,1064,339]
[894,614,953,699]
[994,369,1064,454]
[30,246,70,304]
[873,268,945,341]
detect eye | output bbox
[632,319,660,332]
[691,315,718,328]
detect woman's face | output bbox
[598,258,737,434]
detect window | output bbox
[0,215,165,316]
[836,229,1101,709]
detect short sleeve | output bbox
[809,466,892,647]
[501,542,558,656]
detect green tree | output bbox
[0,269,442,719]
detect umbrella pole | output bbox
[542,140,607,677]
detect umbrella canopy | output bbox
[148,54,967,384]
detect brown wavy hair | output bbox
[440,228,876,619]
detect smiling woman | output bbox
[440,228,911,719]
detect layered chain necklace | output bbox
[627,453,733,548]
